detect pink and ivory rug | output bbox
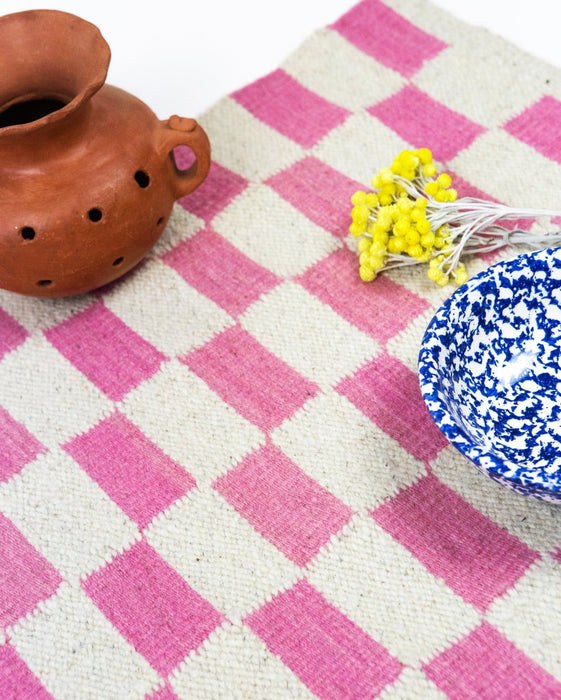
[2,0,561,697]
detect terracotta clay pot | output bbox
[0,10,211,297]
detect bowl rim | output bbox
[418,247,561,497]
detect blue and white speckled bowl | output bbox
[419,248,561,502]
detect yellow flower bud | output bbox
[379,167,394,184]
[405,229,420,245]
[393,218,411,236]
[387,236,406,254]
[351,191,367,206]
[352,205,369,223]
[417,148,432,164]
[359,265,376,282]
[376,209,393,230]
[408,244,424,259]
[421,232,436,248]
[359,251,371,266]
[397,197,413,214]
[349,221,365,237]
[370,254,385,271]
[437,173,452,189]
[453,263,468,286]
[424,182,439,197]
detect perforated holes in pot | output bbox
[134,170,150,188]
[113,257,124,267]
[37,279,52,287]
[21,226,36,240]
[88,208,103,222]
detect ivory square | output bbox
[121,360,264,485]
[103,259,233,358]
[0,335,112,447]
[0,449,139,582]
[10,584,159,700]
[283,29,405,111]
[213,184,340,278]
[271,390,426,511]
[171,623,315,700]
[199,98,304,182]
[307,515,480,665]
[241,282,378,389]
[146,488,300,623]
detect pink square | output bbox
[424,621,561,699]
[177,160,248,223]
[45,301,166,401]
[245,579,402,700]
[183,325,318,432]
[64,412,196,529]
[298,248,429,344]
[0,644,53,700]
[0,513,62,628]
[214,444,353,565]
[83,539,224,676]
[232,69,350,148]
[0,308,28,361]
[331,0,446,77]
[337,353,449,464]
[369,85,485,161]
[164,228,280,317]
[0,407,45,483]
[505,96,561,163]
[266,157,363,237]
[372,474,538,611]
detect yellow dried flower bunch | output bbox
[350,148,561,286]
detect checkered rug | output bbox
[2,1,561,698]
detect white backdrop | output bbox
[0,1,558,119]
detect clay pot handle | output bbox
[159,115,211,199]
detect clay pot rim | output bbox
[0,9,111,136]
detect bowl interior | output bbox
[419,248,561,495]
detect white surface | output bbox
[0,1,559,118]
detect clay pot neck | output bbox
[0,9,110,137]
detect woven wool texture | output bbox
[3,0,561,698]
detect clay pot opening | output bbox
[0,98,68,129]
[0,10,110,133]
